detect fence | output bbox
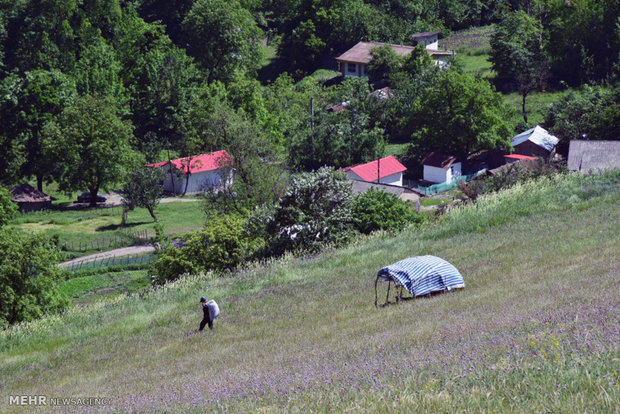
[62,230,149,252]
[419,171,485,196]
[63,253,155,272]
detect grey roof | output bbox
[567,140,620,173]
[351,180,424,197]
[412,31,441,38]
[511,125,559,152]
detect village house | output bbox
[421,152,461,184]
[335,32,454,78]
[511,125,559,159]
[567,140,620,174]
[10,183,53,212]
[147,150,233,195]
[342,155,407,186]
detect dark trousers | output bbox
[199,315,213,331]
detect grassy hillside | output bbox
[1,172,619,412]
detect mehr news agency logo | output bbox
[8,395,112,407]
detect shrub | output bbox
[351,188,423,234]
[265,167,353,255]
[151,213,264,284]
[0,229,69,328]
[0,187,17,227]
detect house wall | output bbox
[162,168,233,194]
[514,141,550,158]
[432,55,451,68]
[347,171,403,186]
[423,162,462,184]
[339,61,368,78]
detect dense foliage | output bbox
[0,229,69,328]
[0,187,17,227]
[121,167,166,222]
[351,188,423,234]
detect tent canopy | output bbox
[377,255,464,297]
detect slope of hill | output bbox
[1,172,619,412]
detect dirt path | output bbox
[59,244,156,268]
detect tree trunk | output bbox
[121,208,128,227]
[89,187,98,207]
[147,206,157,222]
[36,175,43,192]
[522,91,528,124]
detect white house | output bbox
[422,152,461,184]
[342,155,407,186]
[412,31,440,49]
[147,150,233,195]
[335,38,454,77]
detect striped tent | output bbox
[375,255,464,306]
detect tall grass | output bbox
[1,171,618,412]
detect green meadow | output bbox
[1,171,618,412]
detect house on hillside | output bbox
[511,126,559,159]
[147,150,233,195]
[567,140,620,174]
[412,31,440,49]
[422,152,461,184]
[335,38,454,78]
[342,155,407,186]
[10,183,52,212]
[351,180,423,211]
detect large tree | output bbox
[406,70,512,161]
[42,95,138,205]
[490,11,548,123]
[182,0,263,83]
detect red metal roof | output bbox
[504,154,537,160]
[345,156,407,182]
[147,150,232,174]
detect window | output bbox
[347,63,357,73]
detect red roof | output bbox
[344,156,407,182]
[504,154,537,160]
[147,150,232,174]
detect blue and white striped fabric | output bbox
[377,255,465,296]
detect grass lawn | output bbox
[385,142,408,157]
[503,89,572,127]
[59,270,150,305]
[1,171,618,412]
[456,53,494,79]
[8,200,205,259]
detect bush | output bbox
[0,187,17,227]
[0,229,69,328]
[151,213,264,284]
[351,188,423,234]
[265,167,353,255]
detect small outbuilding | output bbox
[147,150,233,195]
[10,183,52,212]
[511,125,559,159]
[567,140,620,174]
[422,152,461,184]
[375,255,465,307]
[342,156,407,186]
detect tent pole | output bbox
[374,276,379,308]
[385,280,391,306]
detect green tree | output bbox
[265,167,353,254]
[0,187,17,227]
[121,167,165,223]
[182,0,263,82]
[490,11,548,123]
[544,86,620,144]
[0,228,69,328]
[42,95,138,206]
[351,188,423,234]
[405,70,512,162]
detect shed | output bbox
[375,255,465,307]
[511,126,559,158]
[342,156,407,186]
[10,183,52,212]
[567,140,620,174]
[147,150,233,195]
[422,152,461,184]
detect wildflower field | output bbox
[1,172,619,412]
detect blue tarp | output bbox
[377,255,465,296]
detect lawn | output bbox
[1,171,618,412]
[59,270,150,305]
[8,200,205,259]
[503,89,573,127]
